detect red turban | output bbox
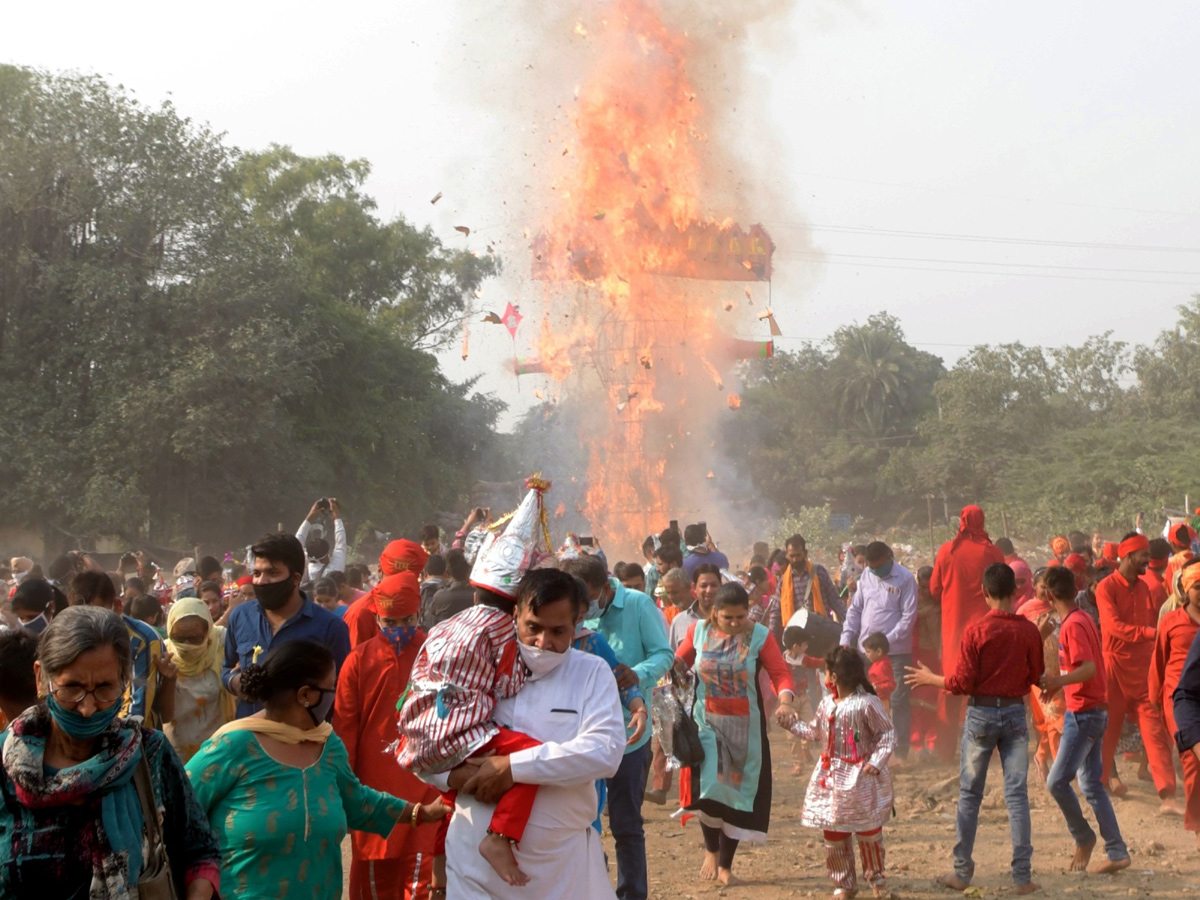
[1101,542,1118,562]
[375,572,420,617]
[236,575,254,587]
[1050,536,1070,556]
[1148,555,1168,571]
[380,540,429,577]
[1118,534,1149,558]
[1171,524,1198,548]
[1063,553,1088,575]
[1181,562,1200,595]
[951,505,990,550]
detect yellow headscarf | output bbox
[166,597,226,680]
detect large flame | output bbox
[532,0,772,549]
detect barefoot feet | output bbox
[700,850,719,881]
[1157,797,1184,817]
[479,832,529,887]
[716,867,742,886]
[1107,776,1128,797]
[1069,837,1096,872]
[1090,856,1131,875]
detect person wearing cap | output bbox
[297,496,348,583]
[7,557,33,598]
[1164,523,1197,598]
[222,532,351,719]
[335,571,444,899]
[1143,538,1172,612]
[1048,535,1071,566]
[344,539,429,647]
[1094,532,1181,811]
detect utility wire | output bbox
[772,256,1198,286]
[776,249,1200,276]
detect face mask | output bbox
[255,577,295,611]
[21,613,48,635]
[171,641,209,664]
[381,625,418,654]
[46,694,122,739]
[869,562,894,579]
[12,570,30,586]
[306,687,336,725]
[517,641,569,679]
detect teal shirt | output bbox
[584,578,672,753]
[186,729,408,899]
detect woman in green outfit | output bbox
[186,640,447,899]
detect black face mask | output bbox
[255,577,295,611]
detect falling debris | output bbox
[723,302,734,312]
[745,287,753,305]
[534,389,544,400]
[487,244,495,254]
[460,327,469,361]
[706,471,715,480]
[554,502,566,518]
[758,308,783,336]
[593,210,606,220]
[727,393,741,410]
[640,355,653,370]
[431,191,443,205]
[454,225,471,236]
[482,312,503,324]
[626,390,640,403]
[616,401,628,413]
[574,22,589,37]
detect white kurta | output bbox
[432,648,626,900]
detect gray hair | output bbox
[38,606,132,681]
[660,568,689,590]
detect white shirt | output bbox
[428,648,625,900]
[295,517,346,582]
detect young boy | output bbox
[906,563,1044,895]
[862,633,895,714]
[781,629,822,774]
[1039,566,1131,873]
[1018,569,1064,783]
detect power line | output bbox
[777,249,1200,277]
[767,222,1200,254]
[772,255,1199,286]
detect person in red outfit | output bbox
[928,505,1005,762]
[1149,560,1200,836]
[335,571,445,900]
[862,632,896,713]
[1164,524,1197,595]
[1094,533,1182,812]
[909,566,941,756]
[1143,538,1171,607]
[345,540,429,647]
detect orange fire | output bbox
[531,0,771,549]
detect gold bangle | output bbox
[411,802,422,826]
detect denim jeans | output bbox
[607,742,650,900]
[1046,709,1128,861]
[889,653,912,759]
[953,704,1032,886]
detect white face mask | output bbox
[12,570,30,585]
[517,641,569,679]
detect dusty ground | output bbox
[612,730,1200,900]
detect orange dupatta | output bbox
[780,560,825,624]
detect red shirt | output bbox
[1139,571,1168,613]
[1057,608,1107,712]
[1093,570,1157,700]
[1149,606,1200,707]
[869,657,896,703]
[944,608,1044,698]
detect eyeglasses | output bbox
[48,679,124,707]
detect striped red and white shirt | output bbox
[396,604,527,774]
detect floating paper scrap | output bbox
[454,225,471,236]
[431,191,443,205]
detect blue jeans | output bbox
[607,742,650,900]
[889,653,912,759]
[954,705,1032,886]
[1046,709,1128,860]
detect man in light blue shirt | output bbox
[840,540,918,760]
[564,555,672,900]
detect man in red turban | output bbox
[1094,533,1181,812]
[1048,536,1071,566]
[345,540,429,647]
[928,506,1005,761]
[335,571,444,899]
[1164,524,1197,596]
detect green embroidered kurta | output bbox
[186,729,408,899]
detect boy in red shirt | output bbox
[906,563,1043,895]
[1039,567,1131,874]
[863,633,896,714]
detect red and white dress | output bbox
[396,605,526,774]
[792,689,895,832]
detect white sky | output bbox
[7,1,1200,428]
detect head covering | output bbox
[470,476,553,599]
[1050,536,1070,557]
[173,557,197,579]
[1171,523,1198,548]
[1180,561,1200,595]
[374,572,420,617]
[1148,556,1168,571]
[379,540,428,577]
[9,556,33,574]
[236,575,254,587]
[950,505,990,550]
[1063,553,1088,575]
[1118,533,1150,558]
[166,596,227,680]
[1101,542,1119,562]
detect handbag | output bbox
[132,751,180,900]
[671,697,706,768]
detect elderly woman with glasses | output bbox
[0,606,221,900]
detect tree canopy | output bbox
[0,65,504,547]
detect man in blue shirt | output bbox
[680,523,730,582]
[840,540,918,760]
[565,554,672,900]
[223,532,351,718]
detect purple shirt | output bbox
[839,563,918,656]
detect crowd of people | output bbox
[2,489,1200,900]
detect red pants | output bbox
[909,650,940,752]
[1030,688,1063,772]
[437,727,541,853]
[1101,674,1176,795]
[937,693,966,764]
[1166,699,1200,832]
[347,823,437,900]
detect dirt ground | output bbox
[610,729,1200,900]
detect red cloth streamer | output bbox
[1118,534,1150,558]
